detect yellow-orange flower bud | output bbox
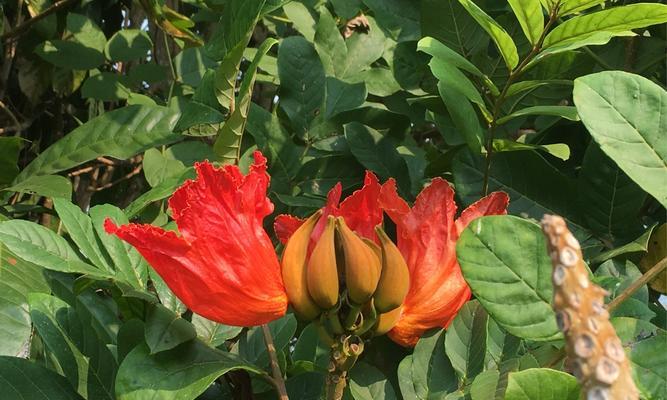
[373,226,409,313]
[307,216,340,309]
[374,306,402,336]
[336,217,381,305]
[281,211,322,320]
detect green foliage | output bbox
[0,0,665,398]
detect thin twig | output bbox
[90,165,142,192]
[261,324,289,400]
[607,257,667,313]
[1,0,79,41]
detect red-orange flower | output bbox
[379,178,509,347]
[105,152,287,326]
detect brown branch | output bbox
[607,257,667,313]
[1,0,79,41]
[261,324,288,400]
[90,165,142,192]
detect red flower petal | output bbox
[455,191,509,236]
[274,214,305,245]
[380,179,508,347]
[339,171,382,243]
[106,151,287,327]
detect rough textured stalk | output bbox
[261,324,289,400]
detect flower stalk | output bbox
[261,324,289,400]
[325,334,364,400]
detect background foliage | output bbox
[0,0,665,399]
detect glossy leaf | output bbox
[507,0,544,45]
[192,314,242,348]
[144,304,197,354]
[445,300,488,381]
[3,174,72,199]
[505,368,580,400]
[350,362,398,400]
[574,71,667,207]
[0,356,84,399]
[456,0,519,69]
[13,105,180,184]
[457,215,561,341]
[558,0,605,16]
[496,105,579,124]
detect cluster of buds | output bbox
[280,211,410,340]
[541,215,638,400]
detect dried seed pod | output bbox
[541,215,638,400]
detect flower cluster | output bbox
[106,151,508,347]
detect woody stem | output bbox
[325,334,364,400]
[261,324,289,400]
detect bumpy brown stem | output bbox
[325,335,364,400]
[541,215,638,400]
[261,324,289,400]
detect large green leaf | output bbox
[350,362,398,400]
[456,215,560,341]
[236,314,296,369]
[3,174,73,199]
[325,77,367,119]
[0,248,49,356]
[573,71,667,208]
[13,105,180,184]
[29,293,116,399]
[504,369,580,400]
[456,0,519,69]
[543,4,667,50]
[115,341,264,400]
[558,0,605,16]
[191,314,242,348]
[313,6,347,78]
[507,0,544,46]
[496,105,579,124]
[35,40,105,70]
[577,142,646,242]
[341,16,387,79]
[0,356,84,399]
[144,304,197,354]
[362,0,420,42]
[0,220,101,275]
[66,13,106,52]
[206,0,266,61]
[420,0,488,57]
[104,29,152,62]
[277,36,326,139]
[445,300,488,382]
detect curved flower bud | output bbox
[105,152,287,327]
[373,307,402,336]
[281,210,323,320]
[307,216,340,309]
[373,226,409,313]
[337,217,381,305]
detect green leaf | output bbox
[558,0,605,16]
[0,220,100,275]
[452,149,587,238]
[35,40,105,70]
[191,314,242,347]
[505,368,580,400]
[409,329,458,398]
[3,174,72,199]
[314,6,347,78]
[325,77,367,119]
[590,224,657,264]
[0,356,84,399]
[342,16,387,78]
[53,198,112,272]
[283,2,317,42]
[578,142,646,242]
[29,293,115,399]
[496,105,579,124]
[418,37,498,95]
[174,47,216,87]
[286,372,325,399]
[123,168,195,218]
[214,38,279,162]
[543,4,667,50]
[278,36,326,139]
[350,362,398,400]
[362,0,420,42]
[236,314,296,368]
[470,370,500,400]
[456,0,519,69]
[344,122,411,195]
[445,300,488,382]
[144,304,197,354]
[66,13,106,52]
[0,248,49,356]
[505,79,572,97]
[115,341,264,400]
[456,215,561,341]
[13,105,180,184]
[491,139,570,161]
[430,58,490,118]
[206,0,266,61]
[142,148,186,188]
[89,204,148,288]
[438,82,484,154]
[104,29,152,62]
[292,323,329,371]
[612,318,667,398]
[485,317,521,370]
[420,0,488,57]
[507,0,544,45]
[0,137,22,186]
[574,71,667,208]
[81,72,131,101]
